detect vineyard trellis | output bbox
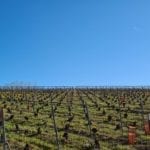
[51,99,60,150]
[0,86,149,149]
[0,109,11,150]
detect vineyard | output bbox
[0,87,150,150]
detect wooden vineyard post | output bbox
[148,113,150,135]
[120,96,126,108]
[144,114,150,135]
[128,126,136,145]
[139,99,145,127]
[139,99,150,135]
[0,109,11,150]
[148,113,150,128]
[50,99,60,150]
[81,98,92,135]
[118,95,123,137]
[84,103,92,135]
[80,96,100,150]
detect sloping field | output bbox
[0,87,150,150]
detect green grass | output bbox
[0,88,149,149]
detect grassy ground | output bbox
[0,88,149,149]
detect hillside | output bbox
[0,87,149,150]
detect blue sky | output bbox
[0,0,150,86]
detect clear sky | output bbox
[0,0,150,86]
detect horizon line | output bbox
[1,85,150,90]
